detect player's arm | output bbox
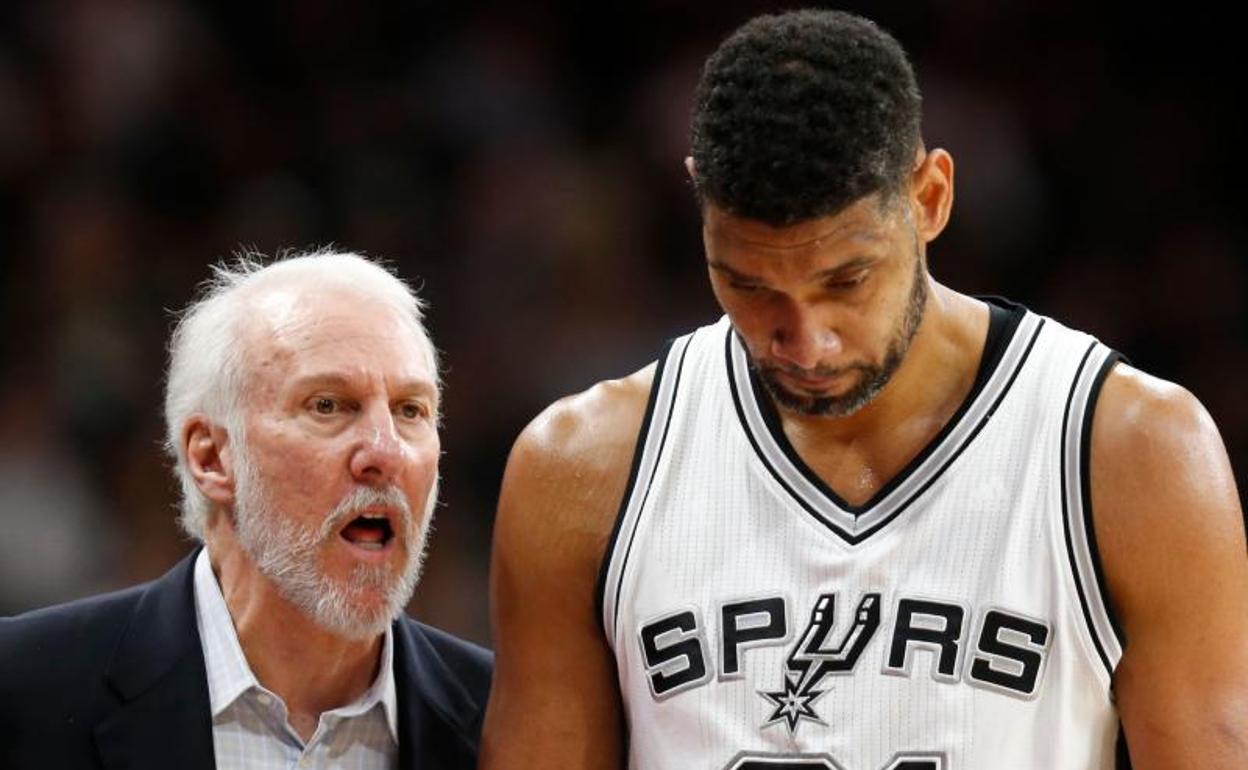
[1092,364,1248,766]
[479,366,654,769]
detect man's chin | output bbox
[289,532,426,640]
[761,371,875,418]
[314,609,394,641]
[776,392,865,418]
[304,580,402,640]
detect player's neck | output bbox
[777,283,989,503]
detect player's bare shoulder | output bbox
[483,368,655,769]
[1091,363,1237,510]
[1089,362,1245,625]
[496,364,657,579]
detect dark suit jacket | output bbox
[0,548,492,769]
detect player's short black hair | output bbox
[690,9,922,226]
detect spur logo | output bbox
[636,591,1051,733]
[761,593,880,731]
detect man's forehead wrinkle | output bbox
[255,314,434,386]
[708,205,891,253]
[714,228,886,254]
[269,332,432,392]
[236,281,436,398]
[282,323,408,353]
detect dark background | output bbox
[1,1,1242,645]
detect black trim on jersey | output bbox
[725,299,1041,545]
[594,338,675,629]
[744,299,1022,516]
[1116,721,1133,769]
[725,329,814,528]
[603,337,693,637]
[1060,341,1112,675]
[1081,350,1127,647]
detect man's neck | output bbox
[207,542,383,741]
[776,283,991,504]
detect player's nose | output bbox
[770,303,841,370]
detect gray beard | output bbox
[231,447,435,641]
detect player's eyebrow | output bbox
[707,261,759,282]
[811,256,877,279]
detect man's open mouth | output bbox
[339,512,395,550]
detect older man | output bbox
[0,251,490,769]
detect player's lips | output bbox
[774,368,853,393]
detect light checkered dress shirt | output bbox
[192,550,398,769]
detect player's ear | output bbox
[684,156,697,181]
[183,416,237,508]
[909,147,954,243]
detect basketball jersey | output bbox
[598,300,1127,770]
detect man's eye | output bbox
[729,282,761,293]
[399,402,428,420]
[826,273,867,291]
[313,397,338,415]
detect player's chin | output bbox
[788,368,863,394]
[765,372,843,404]
[773,381,872,418]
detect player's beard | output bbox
[230,443,436,641]
[757,252,928,418]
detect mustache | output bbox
[317,485,413,541]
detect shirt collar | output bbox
[191,548,399,742]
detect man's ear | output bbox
[909,147,954,243]
[684,155,697,181]
[183,416,236,508]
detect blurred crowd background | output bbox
[0,1,1242,645]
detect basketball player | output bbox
[480,10,1248,769]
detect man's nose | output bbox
[769,302,842,370]
[349,403,404,484]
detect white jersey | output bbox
[599,302,1127,770]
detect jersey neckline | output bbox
[725,297,1042,545]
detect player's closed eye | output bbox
[824,272,867,291]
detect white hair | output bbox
[163,248,439,541]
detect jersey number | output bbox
[728,753,943,770]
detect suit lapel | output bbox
[394,620,480,769]
[94,549,216,770]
